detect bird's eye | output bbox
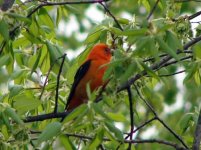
[105,47,110,53]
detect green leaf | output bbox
[9,85,24,98]
[117,18,129,25]
[85,26,105,44]
[107,112,127,122]
[29,18,40,37]
[2,112,12,131]
[38,8,55,30]
[56,7,62,26]
[93,104,111,120]
[63,104,88,123]
[0,19,9,40]
[141,0,150,11]
[4,107,23,125]
[166,31,182,50]
[30,47,42,75]
[23,31,42,44]
[0,54,10,67]
[132,36,150,53]
[184,63,198,83]
[13,93,41,114]
[88,128,104,149]
[6,13,31,24]
[194,71,201,86]
[46,41,62,64]
[36,122,62,145]
[104,121,124,142]
[110,27,147,36]
[120,62,137,83]
[155,36,179,61]
[179,113,194,133]
[60,135,76,150]
[140,62,160,81]
[10,69,25,80]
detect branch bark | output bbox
[193,109,201,150]
[117,35,201,92]
[54,54,66,113]
[147,0,160,20]
[134,85,189,149]
[127,86,134,150]
[24,111,71,123]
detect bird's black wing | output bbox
[64,60,91,110]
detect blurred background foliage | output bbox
[0,0,201,149]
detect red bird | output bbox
[64,43,112,112]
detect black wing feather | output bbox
[64,60,91,110]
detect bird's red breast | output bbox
[65,43,112,111]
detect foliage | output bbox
[0,0,201,149]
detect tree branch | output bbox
[125,117,157,139]
[39,54,66,100]
[99,2,123,31]
[193,108,201,150]
[27,0,111,18]
[127,86,134,150]
[65,133,186,149]
[160,56,192,69]
[143,50,192,63]
[23,110,72,123]
[158,70,186,77]
[54,54,66,113]
[117,35,201,92]
[0,0,111,55]
[147,0,160,20]
[188,10,201,20]
[134,85,189,149]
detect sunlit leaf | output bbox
[13,93,41,114]
[179,113,194,133]
[0,54,10,67]
[63,104,88,123]
[155,35,179,61]
[0,19,9,40]
[4,107,23,125]
[36,122,62,145]
[104,121,124,142]
[88,127,104,149]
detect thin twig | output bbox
[147,0,160,20]
[160,55,192,69]
[27,0,110,18]
[23,110,72,122]
[143,50,192,63]
[39,54,66,100]
[134,84,157,116]
[127,86,134,150]
[125,117,157,139]
[134,85,189,149]
[117,35,201,92]
[158,70,186,77]
[0,0,110,56]
[193,108,201,150]
[99,2,123,31]
[184,36,201,50]
[29,130,186,149]
[54,54,66,113]
[66,133,186,149]
[188,10,201,20]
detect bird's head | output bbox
[87,43,112,61]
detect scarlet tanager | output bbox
[64,43,112,112]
